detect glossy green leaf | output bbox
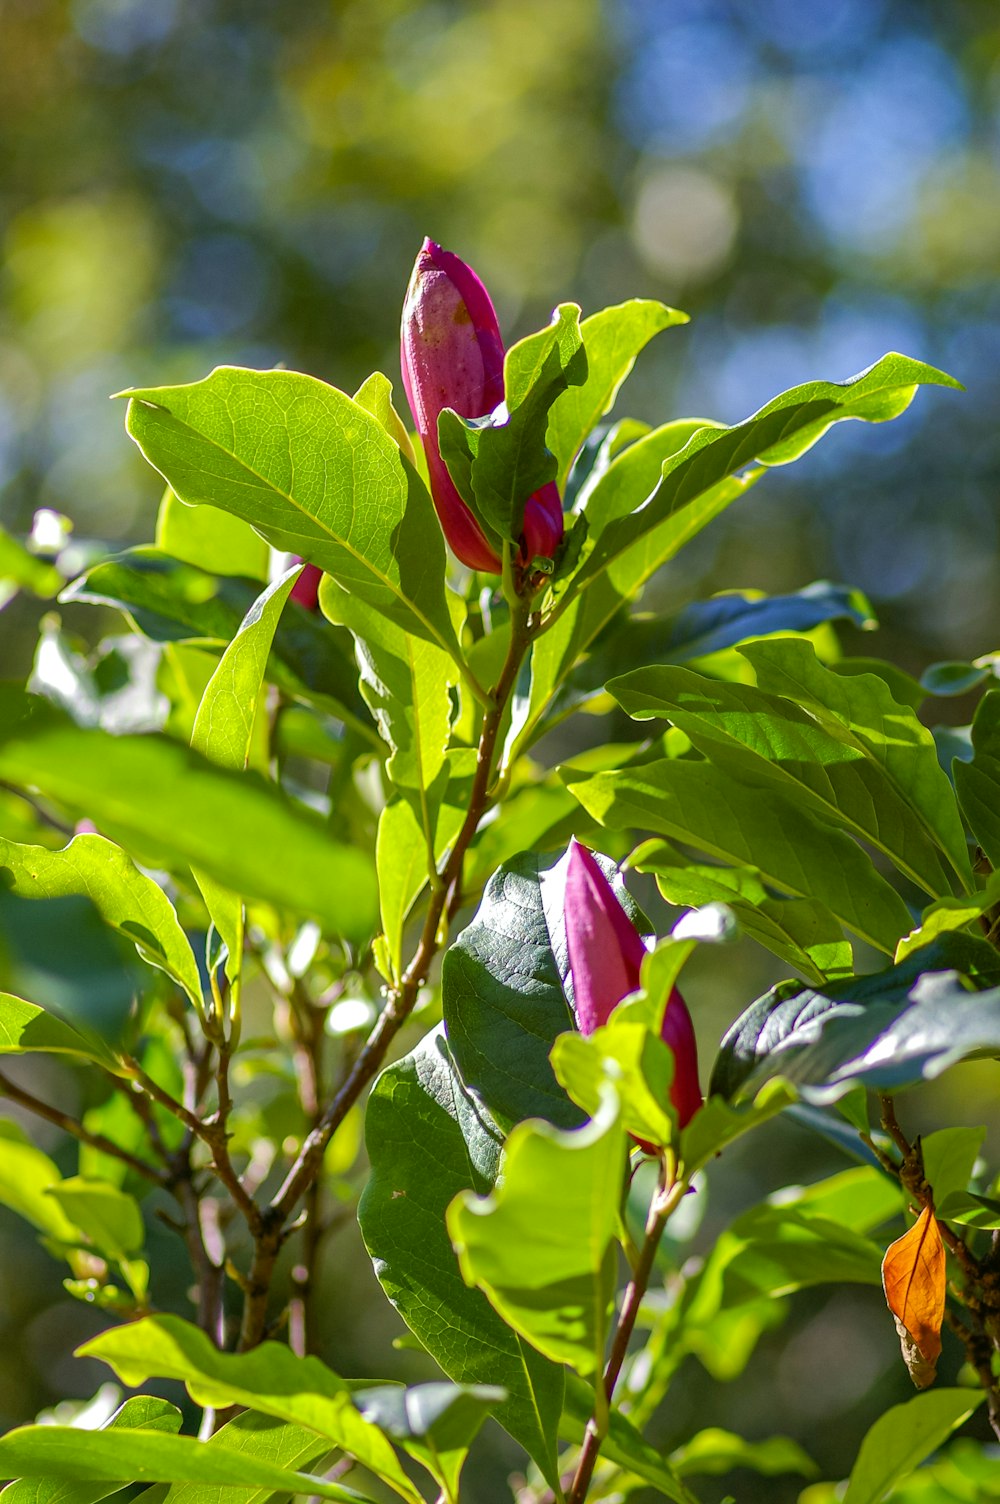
[440,303,586,547]
[0,1395,182,1504]
[920,661,992,698]
[712,938,1000,1104]
[353,1382,504,1504]
[63,549,364,722]
[697,1202,885,1310]
[0,705,377,940]
[442,849,611,1131]
[842,1389,983,1504]
[633,843,853,983]
[564,757,911,954]
[547,299,688,490]
[0,832,202,1011]
[78,1314,421,1504]
[611,640,970,900]
[571,353,960,591]
[669,1427,818,1479]
[190,566,300,990]
[0,1427,370,1503]
[121,367,460,659]
[0,992,120,1070]
[358,1027,564,1488]
[448,1084,625,1375]
[155,489,269,579]
[133,1410,334,1504]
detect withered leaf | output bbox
[881,1205,946,1388]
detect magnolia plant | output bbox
[1,239,1000,1504]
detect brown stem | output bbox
[567,1165,687,1504]
[0,1068,165,1185]
[236,590,537,1351]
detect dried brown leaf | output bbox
[882,1205,946,1387]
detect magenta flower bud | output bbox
[290,561,323,612]
[401,238,565,572]
[564,839,702,1130]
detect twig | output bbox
[0,1068,165,1185]
[567,1162,688,1504]
[236,580,538,1351]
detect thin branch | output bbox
[236,583,538,1351]
[0,1068,165,1185]
[567,1164,689,1504]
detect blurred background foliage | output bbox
[1,0,1000,1498]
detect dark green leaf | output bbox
[64,548,364,721]
[711,937,1000,1104]
[921,661,992,697]
[560,1375,696,1502]
[352,1382,504,1503]
[0,702,377,940]
[357,1027,564,1488]
[121,367,461,659]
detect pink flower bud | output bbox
[400,238,565,572]
[564,839,702,1130]
[290,561,323,612]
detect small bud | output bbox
[290,562,324,612]
[564,839,702,1129]
[400,238,565,572]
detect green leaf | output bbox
[743,638,972,893]
[571,353,961,592]
[155,489,269,579]
[0,890,141,1043]
[0,705,377,941]
[896,871,1000,961]
[321,580,457,794]
[352,1382,504,1504]
[935,1190,1000,1230]
[712,940,1000,1104]
[440,304,586,547]
[447,1084,625,1376]
[697,1202,886,1309]
[0,1120,79,1242]
[190,566,301,992]
[357,1027,564,1487]
[442,850,596,1131]
[841,1389,983,1504]
[669,1427,818,1480]
[0,1428,371,1503]
[610,640,970,900]
[134,1410,334,1504]
[680,1079,797,1177]
[0,524,62,605]
[564,758,911,954]
[547,299,688,490]
[78,1314,421,1504]
[0,1395,182,1504]
[376,798,431,981]
[956,690,1000,869]
[551,1020,677,1147]
[560,1374,696,1502]
[121,367,461,659]
[920,1126,985,1209]
[920,661,992,698]
[63,548,364,723]
[47,1177,144,1263]
[352,371,417,467]
[0,993,120,1070]
[0,833,202,1011]
[633,844,853,984]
